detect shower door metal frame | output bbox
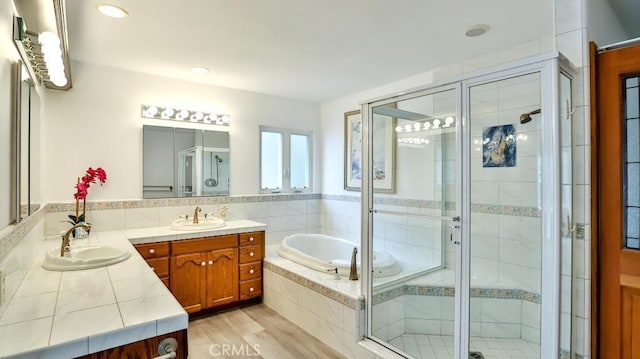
[460,57,567,359]
[358,52,576,359]
[360,83,462,357]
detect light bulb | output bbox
[445,116,454,125]
[50,74,67,87]
[145,106,158,117]
[395,126,402,132]
[424,122,431,129]
[404,124,412,132]
[413,123,421,131]
[432,119,441,128]
[38,32,60,47]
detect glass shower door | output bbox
[366,86,461,358]
[467,71,543,359]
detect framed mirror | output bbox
[143,125,230,198]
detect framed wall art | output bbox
[344,108,395,193]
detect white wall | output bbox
[41,61,320,202]
[587,0,629,46]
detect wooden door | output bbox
[594,42,640,358]
[207,247,238,307]
[170,252,207,313]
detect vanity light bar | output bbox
[395,116,455,133]
[141,105,230,126]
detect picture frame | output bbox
[344,108,395,193]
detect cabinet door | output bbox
[170,252,207,313]
[207,248,238,307]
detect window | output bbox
[260,126,312,193]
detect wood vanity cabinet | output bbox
[76,329,187,359]
[134,242,170,288]
[133,230,265,315]
[170,235,239,313]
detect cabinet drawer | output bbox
[239,279,262,300]
[135,242,170,259]
[146,257,169,277]
[239,231,265,246]
[172,235,238,255]
[239,245,263,263]
[239,262,262,281]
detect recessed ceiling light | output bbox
[192,66,209,74]
[465,24,490,37]
[96,4,129,18]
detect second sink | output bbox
[170,217,226,231]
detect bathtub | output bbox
[277,233,401,277]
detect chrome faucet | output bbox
[193,206,201,224]
[60,224,91,257]
[349,247,359,281]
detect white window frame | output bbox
[259,126,313,193]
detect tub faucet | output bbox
[193,206,201,224]
[60,224,91,257]
[349,247,359,281]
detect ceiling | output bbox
[64,0,556,103]
[607,0,640,38]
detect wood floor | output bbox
[187,304,344,359]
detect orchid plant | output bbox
[69,167,107,225]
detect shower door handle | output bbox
[450,224,461,245]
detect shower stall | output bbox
[359,53,575,358]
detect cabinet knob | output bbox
[151,267,155,272]
[249,287,254,292]
[249,269,254,274]
[249,252,254,257]
[249,237,255,242]
[149,249,155,255]
[201,261,206,266]
[209,260,213,265]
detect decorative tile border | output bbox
[373,285,541,305]
[263,261,359,309]
[45,193,539,219]
[323,194,541,218]
[45,193,322,213]
[470,203,541,217]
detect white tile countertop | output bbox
[125,219,267,245]
[0,219,266,358]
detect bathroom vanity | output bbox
[0,219,265,358]
[130,221,266,315]
[134,230,265,314]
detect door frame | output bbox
[590,39,640,358]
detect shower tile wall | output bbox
[469,74,542,294]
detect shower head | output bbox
[520,108,541,124]
[214,154,223,162]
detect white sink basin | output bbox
[42,245,132,271]
[170,217,226,231]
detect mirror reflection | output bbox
[20,75,40,218]
[143,125,229,198]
